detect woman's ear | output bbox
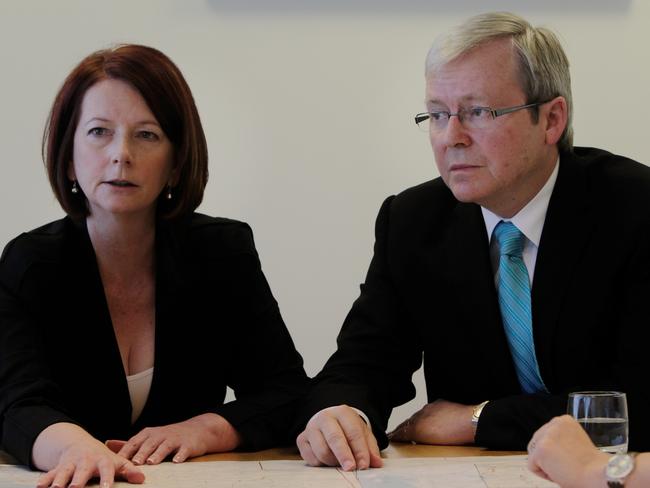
[168,165,181,187]
[67,162,76,181]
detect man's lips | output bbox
[448,164,481,171]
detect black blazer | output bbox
[0,213,308,466]
[299,147,650,451]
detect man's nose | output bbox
[441,114,471,148]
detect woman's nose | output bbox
[111,135,133,165]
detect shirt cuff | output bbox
[351,407,371,426]
[308,406,371,427]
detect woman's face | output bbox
[69,78,175,221]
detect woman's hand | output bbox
[527,415,609,488]
[32,423,144,488]
[107,413,241,465]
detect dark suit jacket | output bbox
[0,213,308,466]
[299,146,650,451]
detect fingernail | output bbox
[133,457,142,465]
[102,482,111,488]
[173,456,182,463]
[343,460,355,471]
[146,457,154,464]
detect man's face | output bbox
[425,38,557,217]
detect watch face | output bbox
[607,454,634,479]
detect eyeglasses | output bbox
[414,101,548,132]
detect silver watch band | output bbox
[471,400,489,430]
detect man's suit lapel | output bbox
[444,203,521,389]
[532,152,596,389]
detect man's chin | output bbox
[447,184,486,205]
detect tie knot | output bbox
[493,221,525,257]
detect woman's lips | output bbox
[105,180,137,187]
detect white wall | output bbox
[1,0,647,431]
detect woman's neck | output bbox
[86,211,156,282]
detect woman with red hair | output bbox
[0,44,308,488]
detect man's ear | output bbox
[543,96,568,146]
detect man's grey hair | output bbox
[426,12,573,152]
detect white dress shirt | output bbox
[481,161,559,284]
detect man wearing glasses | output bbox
[296,12,650,471]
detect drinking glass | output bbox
[567,391,628,453]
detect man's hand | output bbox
[296,405,382,471]
[388,399,475,445]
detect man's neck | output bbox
[484,149,560,218]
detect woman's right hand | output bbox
[32,423,144,488]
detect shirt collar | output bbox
[482,159,559,245]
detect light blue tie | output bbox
[493,221,546,394]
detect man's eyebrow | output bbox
[426,99,448,110]
[426,95,485,107]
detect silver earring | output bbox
[166,186,172,200]
[71,181,78,194]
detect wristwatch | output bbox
[471,400,489,431]
[606,453,636,487]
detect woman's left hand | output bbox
[106,413,242,465]
[527,415,609,487]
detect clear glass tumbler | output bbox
[567,391,628,454]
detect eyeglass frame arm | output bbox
[414,100,550,126]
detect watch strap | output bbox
[471,400,489,429]
[606,453,636,487]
